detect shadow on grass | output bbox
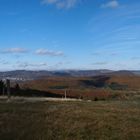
[80,76,110,88]
[8,88,63,98]
[8,88,79,99]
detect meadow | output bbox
[0,99,140,140]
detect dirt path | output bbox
[0,96,82,102]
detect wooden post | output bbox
[3,85,5,96]
[6,79,11,99]
[65,89,67,99]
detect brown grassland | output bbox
[0,99,140,140]
[20,75,140,100]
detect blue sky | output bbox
[0,0,140,71]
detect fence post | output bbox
[65,89,67,99]
[3,84,5,96]
[6,79,11,100]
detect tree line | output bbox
[0,80,20,95]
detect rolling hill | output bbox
[0,70,140,81]
[1,70,140,100]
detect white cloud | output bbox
[1,47,28,54]
[35,49,64,56]
[92,62,108,65]
[17,62,48,68]
[43,0,58,4]
[41,0,80,9]
[101,0,119,9]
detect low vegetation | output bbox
[0,100,140,140]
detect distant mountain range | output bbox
[0,70,140,81]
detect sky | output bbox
[0,0,140,71]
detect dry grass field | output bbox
[0,99,140,140]
[21,75,140,91]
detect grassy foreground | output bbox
[0,100,140,140]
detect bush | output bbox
[109,82,128,90]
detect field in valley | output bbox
[18,75,140,100]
